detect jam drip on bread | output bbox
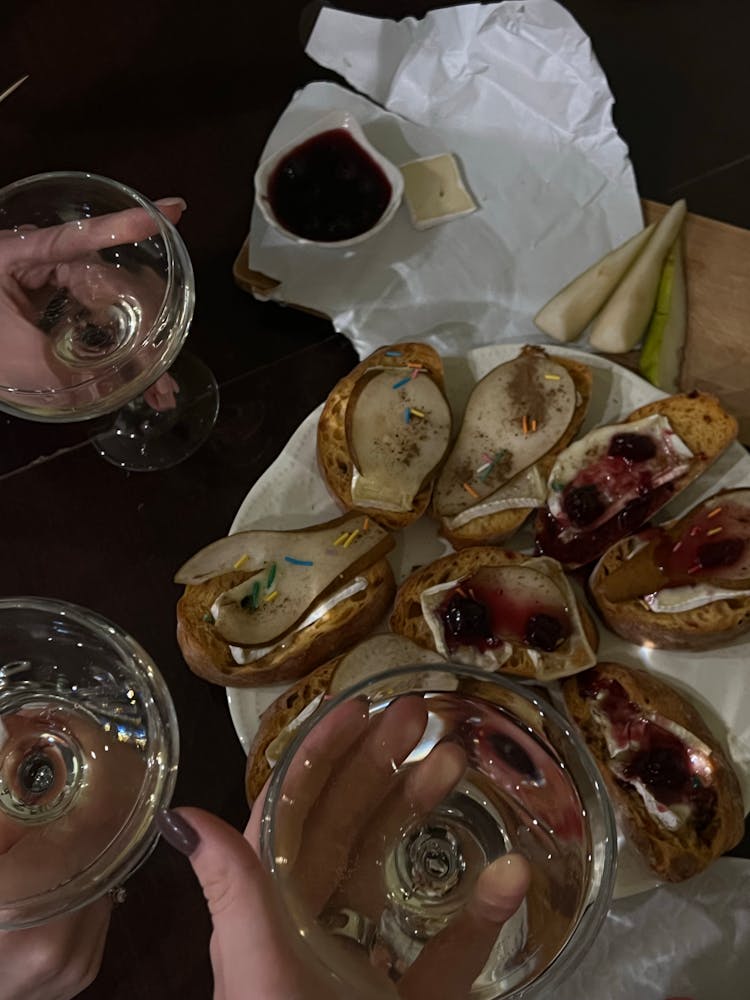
[577,675,717,832]
[439,568,571,654]
[538,417,694,567]
[598,490,750,603]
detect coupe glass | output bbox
[261,664,616,1000]
[0,597,178,928]
[0,171,218,471]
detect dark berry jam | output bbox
[608,433,657,463]
[563,484,605,527]
[696,537,745,570]
[536,484,674,567]
[650,499,750,582]
[524,613,565,652]
[578,676,717,817]
[267,129,392,242]
[442,594,492,644]
[616,494,653,534]
[439,570,570,654]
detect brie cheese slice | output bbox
[225,577,368,665]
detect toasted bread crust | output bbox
[317,343,448,531]
[389,547,598,679]
[590,536,750,651]
[625,391,738,493]
[176,559,395,687]
[534,390,739,569]
[562,662,745,881]
[438,347,593,549]
[245,657,342,803]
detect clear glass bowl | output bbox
[260,664,616,999]
[0,597,179,928]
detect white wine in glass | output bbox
[0,171,218,470]
[0,597,178,928]
[261,665,616,999]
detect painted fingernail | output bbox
[156,809,200,856]
[157,197,187,210]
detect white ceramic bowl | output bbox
[254,109,404,248]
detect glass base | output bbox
[91,351,219,471]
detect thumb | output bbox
[156,807,313,1000]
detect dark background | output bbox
[1,2,748,996]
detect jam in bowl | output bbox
[254,109,404,248]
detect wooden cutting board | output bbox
[235,202,750,443]
[642,200,750,444]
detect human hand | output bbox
[0,898,111,1000]
[0,707,146,1000]
[158,696,531,1000]
[0,195,185,410]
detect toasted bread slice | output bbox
[562,662,744,882]
[535,390,739,569]
[176,558,395,687]
[317,343,449,531]
[390,547,598,679]
[245,656,342,802]
[589,500,750,650]
[244,632,454,802]
[437,347,592,549]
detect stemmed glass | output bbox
[0,597,178,928]
[0,171,218,471]
[260,664,616,1000]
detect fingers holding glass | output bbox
[396,853,531,1000]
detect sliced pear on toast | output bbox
[432,350,577,520]
[346,367,452,513]
[175,514,393,647]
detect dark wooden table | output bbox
[1,1,748,996]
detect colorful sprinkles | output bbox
[334,531,350,546]
[404,407,412,423]
[343,528,360,548]
[233,553,249,570]
[463,482,480,499]
[385,350,402,356]
[284,555,314,566]
[392,376,411,390]
[411,408,425,418]
[707,506,723,518]
[477,449,508,482]
[706,526,723,536]
[266,562,277,588]
[544,373,561,381]
[264,590,279,603]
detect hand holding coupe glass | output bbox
[161,694,533,1000]
[0,598,178,1000]
[0,172,218,469]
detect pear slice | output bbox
[534,223,656,342]
[432,351,576,518]
[174,513,393,647]
[327,633,455,695]
[264,635,456,768]
[639,235,687,393]
[346,367,452,513]
[589,199,687,353]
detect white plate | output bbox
[225,343,750,897]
